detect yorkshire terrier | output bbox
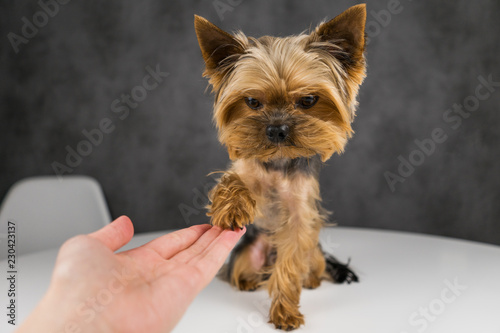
[194,4,366,330]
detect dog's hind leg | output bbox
[303,245,326,289]
[219,224,269,291]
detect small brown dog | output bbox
[195,4,366,330]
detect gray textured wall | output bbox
[1,0,499,244]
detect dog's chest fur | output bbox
[231,157,323,232]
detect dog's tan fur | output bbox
[195,4,366,330]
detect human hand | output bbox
[17,216,245,333]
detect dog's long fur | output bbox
[195,4,366,330]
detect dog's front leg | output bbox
[268,221,320,330]
[207,172,256,230]
[267,226,309,330]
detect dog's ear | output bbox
[194,15,244,73]
[311,4,366,68]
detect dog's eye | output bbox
[297,95,319,109]
[245,97,263,110]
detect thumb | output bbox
[88,215,134,252]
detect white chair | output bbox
[0,176,111,259]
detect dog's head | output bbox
[195,4,367,162]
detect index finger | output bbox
[141,224,212,259]
[194,227,246,279]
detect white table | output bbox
[1,227,499,333]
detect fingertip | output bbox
[88,215,134,251]
[113,215,131,224]
[115,215,134,236]
[221,225,246,242]
[238,226,246,238]
[232,225,246,235]
[229,226,246,238]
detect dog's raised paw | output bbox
[207,173,256,230]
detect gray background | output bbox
[1,0,499,244]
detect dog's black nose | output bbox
[266,124,289,143]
